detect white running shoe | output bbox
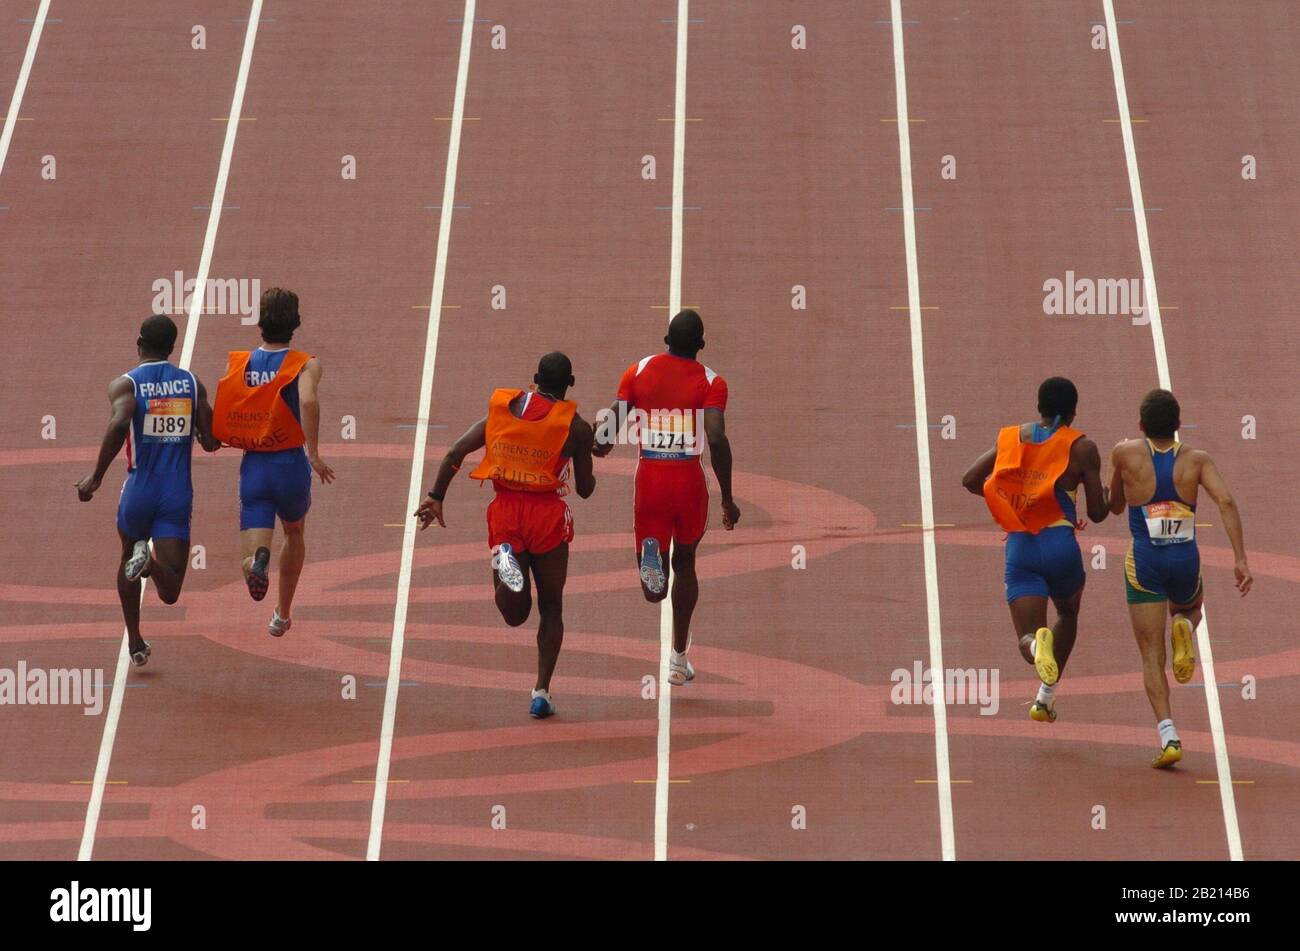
[639,537,666,595]
[124,540,150,582]
[130,640,152,668]
[492,542,525,593]
[268,608,291,637]
[668,648,695,686]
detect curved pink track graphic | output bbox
[1,445,1295,858]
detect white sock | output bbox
[1036,683,1056,706]
[532,688,550,701]
[1158,718,1179,746]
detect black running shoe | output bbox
[246,546,271,601]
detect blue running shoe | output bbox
[639,537,666,595]
[529,689,555,719]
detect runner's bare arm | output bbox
[416,417,487,529]
[591,398,623,458]
[193,376,221,453]
[1198,452,1252,595]
[1107,443,1128,515]
[77,376,136,502]
[298,358,335,484]
[1075,437,1108,523]
[569,415,596,499]
[960,445,996,495]
[703,408,740,529]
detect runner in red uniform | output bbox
[593,310,739,686]
[415,352,595,719]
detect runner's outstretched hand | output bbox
[309,453,335,484]
[415,497,445,530]
[75,474,101,502]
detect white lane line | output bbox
[78,0,265,863]
[366,0,476,862]
[77,592,141,861]
[1102,1,1242,861]
[653,0,690,865]
[889,0,956,862]
[179,0,264,368]
[0,0,51,179]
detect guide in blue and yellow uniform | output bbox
[1108,387,1252,769]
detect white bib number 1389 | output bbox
[143,398,192,443]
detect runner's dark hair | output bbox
[1037,376,1078,424]
[139,313,178,357]
[665,309,705,356]
[535,351,574,392]
[1140,388,1180,439]
[259,287,301,344]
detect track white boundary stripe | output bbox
[366,0,476,862]
[179,0,264,369]
[0,0,51,179]
[652,0,690,865]
[79,0,265,861]
[889,0,956,861]
[77,593,140,861]
[1102,1,1242,861]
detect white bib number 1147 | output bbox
[1143,500,1195,546]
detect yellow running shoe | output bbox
[1152,740,1182,769]
[1029,700,1057,723]
[1171,617,1196,685]
[1034,627,1058,686]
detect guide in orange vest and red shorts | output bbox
[211,288,334,637]
[961,377,1109,724]
[415,352,596,720]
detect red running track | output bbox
[0,0,1295,860]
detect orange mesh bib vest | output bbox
[470,388,576,493]
[212,350,311,451]
[983,424,1083,534]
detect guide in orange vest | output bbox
[212,287,334,637]
[415,352,596,720]
[961,377,1109,724]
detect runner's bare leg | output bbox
[276,516,306,618]
[670,540,700,654]
[115,530,146,654]
[1130,600,1172,722]
[529,543,569,692]
[1048,582,1084,675]
[1009,595,1049,665]
[146,536,190,605]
